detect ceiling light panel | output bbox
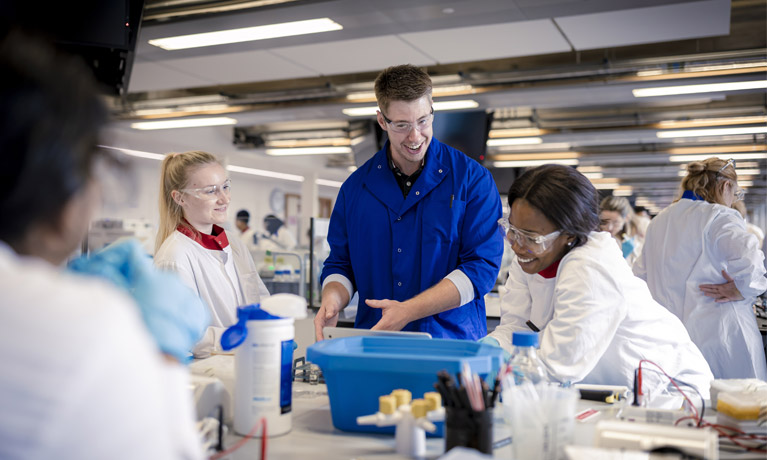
[633,80,767,97]
[657,126,767,138]
[265,147,352,156]
[342,100,478,117]
[131,117,237,130]
[148,18,343,50]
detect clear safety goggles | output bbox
[380,107,434,134]
[181,178,231,201]
[716,159,745,201]
[498,218,561,255]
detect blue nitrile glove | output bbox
[477,335,511,361]
[69,240,210,362]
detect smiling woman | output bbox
[154,150,270,357]
[483,164,714,398]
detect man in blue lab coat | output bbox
[315,64,503,341]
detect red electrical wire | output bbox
[209,417,268,460]
[638,360,767,454]
[638,359,700,423]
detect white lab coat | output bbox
[258,228,298,251]
[238,226,259,252]
[0,243,202,460]
[633,199,767,380]
[155,230,270,357]
[489,232,713,397]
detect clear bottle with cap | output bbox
[508,331,547,385]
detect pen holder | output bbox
[445,407,493,454]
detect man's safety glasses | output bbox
[380,107,434,134]
[181,179,231,201]
[498,218,561,255]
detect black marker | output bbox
[525,320,540,332]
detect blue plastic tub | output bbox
[306,336,504,436]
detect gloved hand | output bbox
[69,240,209,362]
[477,335,511,361]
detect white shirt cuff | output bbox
[322,274,353,300]
[445,269,475,307]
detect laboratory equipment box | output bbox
[306,336,504,436]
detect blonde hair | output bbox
[600,195,634,238]
[155,150,221,254]
[678,157,737,205]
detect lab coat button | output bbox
[438,169,443,173]
[396,217,401,221]
[415,191,420,196]
[397,248,402,253]
[377,165,382,169]
[397,282,402,287]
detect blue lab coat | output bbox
[321,138,504,339]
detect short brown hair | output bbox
[374,64,432,114]
[678,157,736,205]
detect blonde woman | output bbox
[154,151,269,357]
[599,195,639,265]
[634,158,767,379]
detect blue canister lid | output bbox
[512,331,539,347]
[237,303,282,321]
[221,304,283,351]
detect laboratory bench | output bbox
[191,356,765,460]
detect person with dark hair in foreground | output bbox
[0,32,205,459]
[482,165,713,397]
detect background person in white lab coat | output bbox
[235,209,259,251]
[599,195,640,266]
[634,158,767,380]
[259,214,298,251]
[481,165,713,396]
[0,31,204,460]
[154,151,270,357]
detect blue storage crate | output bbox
[306,336,504,436]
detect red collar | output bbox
[177,221,229,251]
[537,258,561,279]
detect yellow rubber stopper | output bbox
[424,392,442,412]
[391,389,412,407]
[411,399,428,418]
[379,395,396,415]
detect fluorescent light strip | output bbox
[668,145,766,155]
[582,172,604,179]
[633,80,767,97]
[488,128,544,138]
[346,84,474,102]
[657,126,767,138]
[316,178,344,188]
[492,159,578,168]
[342,100,479,117]
[131,117,237,130]
[656,115,767,129]
[148,18,343,50]
[266,146,352,156]
[613,187,633,197]
[739,180,754,187]
[102,145,337,184]
[577,166,603,173]
[486,137,542,147]
[266,137,351,148]
[669,152,767,162]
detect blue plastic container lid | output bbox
[220,304,283,351]
[237,304,282,321]
[512,330,539,347]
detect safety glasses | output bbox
[181,178,231,201]
[498,218,561,255]
[716,158,735,176]
[716,159,745,202]
[380,107,434,134]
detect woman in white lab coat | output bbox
[154,151,270,357]
[483,165,713,397]
[0,33,203,460]
[633,158,767,380]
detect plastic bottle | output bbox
[508,331,547,385]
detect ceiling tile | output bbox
[129,60,212,93]
[398,19,572,64]
[555,0,731,50]
[271,36,436,75]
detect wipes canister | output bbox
[221,304,294,436]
